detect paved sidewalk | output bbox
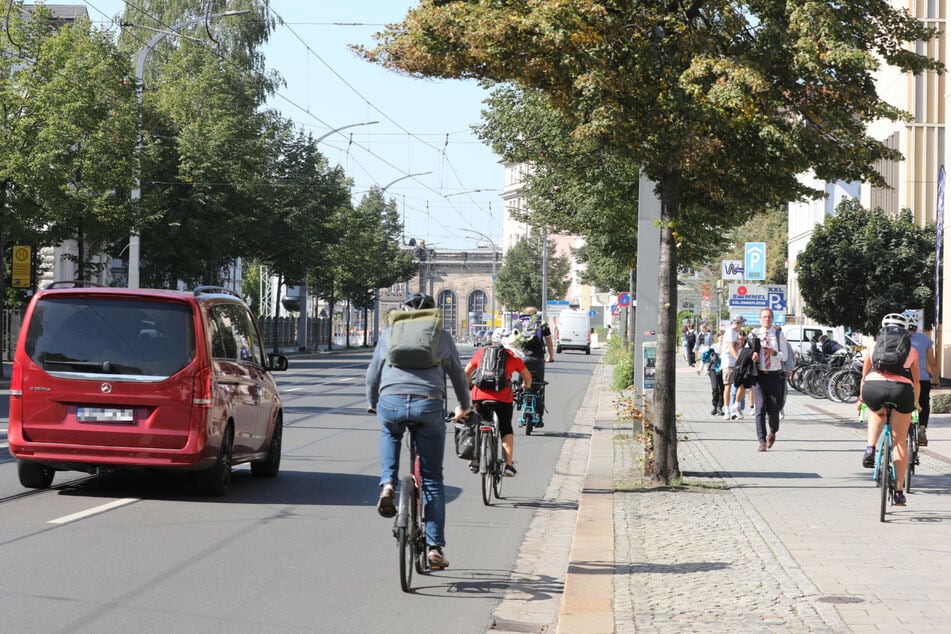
[561,359,951,633]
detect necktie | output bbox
[764,330,773,369]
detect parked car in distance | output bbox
[8,282,288,496]
[556,309,592,355]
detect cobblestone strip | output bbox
[613,415,847,633]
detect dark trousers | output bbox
[753,372,785,442]
[523,355,546,419]
[687,347,696,366]
[709,371,724,409]
[919,380,932,427]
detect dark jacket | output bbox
[733,346,758,387]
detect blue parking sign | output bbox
[744,242,766,281]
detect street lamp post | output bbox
[127,10,249,289]
[463,229,499,334]
[372,171,433,344]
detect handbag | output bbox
[454,411,480,460]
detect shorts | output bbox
[722,366,737,385]
[860,379,916,414]
[475,400,515,437]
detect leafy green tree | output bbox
[2,10,137,280]
[362,1,940,483]
[336,189,418,346]
[495,231,570,311]
[796,199,935,334]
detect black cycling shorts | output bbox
[861,380,916,414]
[475,400,515,437]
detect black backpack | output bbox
[472,344,510,391]
[872,326,911,375]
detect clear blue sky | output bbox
[82,1,505,250]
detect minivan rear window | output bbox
[25,297,195,378]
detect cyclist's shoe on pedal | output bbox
[468,459,479,473]
[427,547,449,569]
[504,464,517,477]
[862,446,875,469]
[517,419,526,427]
[918,427,929,447]
[893,490,907,506]
[534,420,544,428]
[377,484,397,518]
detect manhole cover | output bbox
[817,595,865,604]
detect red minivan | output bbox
[8,283,288,496]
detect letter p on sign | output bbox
[744,242,766,281]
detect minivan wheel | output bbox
[18,460,55,489]
[196,426,233,497]
[585,346,591,355]
[251,416,282,478]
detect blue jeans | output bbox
[377,394,447,547]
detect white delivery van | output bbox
[556,309,592,355]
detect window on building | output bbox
[438,290,457,337]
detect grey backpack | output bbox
[386,309,442,369]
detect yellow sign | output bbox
[12,245,31,288]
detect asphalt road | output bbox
[0,346,598,633]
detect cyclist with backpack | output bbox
[465,328,532,476]
[366,293,472,568]
[511,306,555,427]
[859,313,921,507]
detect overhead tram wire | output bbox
[110,3,494,237]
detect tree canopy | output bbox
[362,0,942,483]
[495,230,570,310]
[796,200,936,335]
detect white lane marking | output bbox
[336,377,353,382]
[282,387,302,392]
[48,498,139,525]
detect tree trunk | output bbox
[345,298,352,349]
[652,170,682,484]
[363,305,369,347]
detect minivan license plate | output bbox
[77,407,135,423]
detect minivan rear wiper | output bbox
[44,360,117,373]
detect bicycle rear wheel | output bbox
[492,436,504,499]
[481,432,493,506]
[905,424,917,494]
[879,440,890,523]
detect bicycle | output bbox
[474,401,505,505]
[392,419,446,592]
[905,410,920,494]
[515,380,548,435]
[870,403,899,523]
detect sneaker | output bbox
[517,419,526,427]
[710,407,718,415]
[730,407,738,420]
[468,460,479,474]
[893,490,907,506]
[862,446,875,469]
[780,410,785,420]
[735,408,744,420]
[377,484,396,518]
[428,547,449,568]
[918,427,928,447]
[722,410,731,420]
[504,464,517,477]
[750,407,756,416]
[534,420,544,428]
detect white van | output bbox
[556,309,591,355]
[783,324,857,362]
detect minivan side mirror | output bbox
[267,353,289,371]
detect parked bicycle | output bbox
[514,379,548,435]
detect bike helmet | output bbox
[881,313,908,330]
[491,327,510,344]
[402,293,435,310]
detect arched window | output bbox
[468,290,488,336]
[437,290,457,337]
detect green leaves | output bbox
[495,230,570,310]
[796,200,936,334]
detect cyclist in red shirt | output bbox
[465,328,532,477]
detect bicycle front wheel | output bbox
[481,432,493,506]
[879,441,891,523]
[492,436,504,500]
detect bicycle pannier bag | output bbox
[386,309,442,369]
[472,344,510,391]
[454,413,479,460]
[871,326,911,375]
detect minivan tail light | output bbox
[192,366,213,407]
[10,360,22,397]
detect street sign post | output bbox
[744,243,766,281]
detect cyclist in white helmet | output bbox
[904,312,938,447]
[859,313,921,507]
